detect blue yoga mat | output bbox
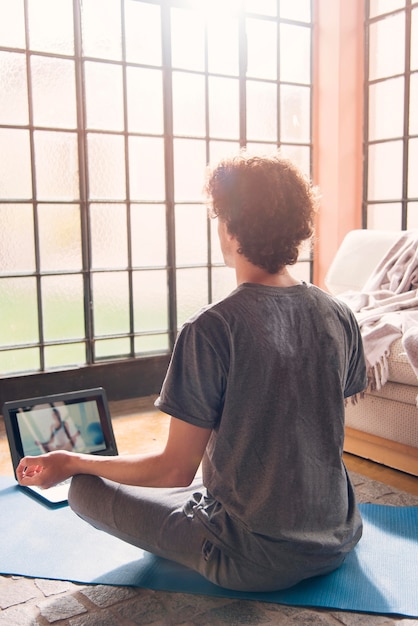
[1,476,417,617]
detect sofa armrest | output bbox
[325,229,402,295]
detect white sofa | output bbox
[325,229,418,476]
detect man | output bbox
[17,152,366,592]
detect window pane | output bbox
[0,52,28,125]
[407,203,418,229]
[280,85,310,143]
[27,0,74,55]
[212,266,236,302]
[95,337,130,359]
[135,334,169,354]
[207,16,239,76]
[279,144,311,176]
[410,74,418,135]
[172,72,206,137]
[90,204,128,269]
[247,80,277,141]
[369,0,405,19]
[34,131,79,200]
[31,56,77,129]
[173,139,207,201]
[133,270,168,332]
[176,204,208,265]
[38,204,82,271]
[0,277,38,346]
[131,204,167,267]
[369,13,405,81]
[408,138,418,198]
[0,0,25,48]
[368,141,403,200]
[368,77,404,140]
[126,67,163,134]
[93,272,130,335]
[177,267,208,327]
[280,24,311,84]
[171,8,205,71]
[129,137,165,202]
[84,62,124,131]
[366,203,403,230]
[280,0,311,22]
[81,0,122,61]
[412,8,418,71]
[44,343,86,369]
[42,275,84,341]
[88,133,126,200]
[0,129,32,198]
[0,204,35,272]
[245,0,277,16]
[208,140,241,164]
[208,77,239,139]
[124,1,162,66]
[0,348,39,375]
[246,18,277,80]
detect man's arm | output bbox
[16,416,212,490]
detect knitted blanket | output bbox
[338,231,418,392]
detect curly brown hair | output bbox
[205,152,317,274]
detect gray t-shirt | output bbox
[156,282,366,573]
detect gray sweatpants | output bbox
[68,474,345,592]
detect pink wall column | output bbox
[312,0,365,289]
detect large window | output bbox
[364,0,418,229]
[0,0,313,396]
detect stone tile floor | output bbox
[1,471,418,626]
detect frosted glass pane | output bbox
[34,131,79,200]
[135,334,169,354]
[0,204,35,272]
[369,14,405,81]
[95,337,130,359]
[124,1,162,66]
[93,272,130,335]
[408,138,418,197]
[280,0,311,22]
[246,18,277,80]
[412,9,418,71]
[31,56,77,129]
[133,270,168,332]
[171,8,205,71]
[207,16,239,76]
[27,0,74,55]
[369,0,405,18]
[173,139,207,202]
[0,129,32,198]
[280,85,310,143]
[407,203,418,229]
[176,204,208,265]
[88,134,126,200]
[0,0,25,48]
[410,74,418,135]
[90,204,128,269]
[208,140,241,164]
[176,268,208,327]
[85,62,124,131]
[209,77,239,139]
[212,266,236,302]
[0,52,28,125]
[280,24,311,84]
[44,343,86,369]
[246,81,277,141]
[131,204,167,267]
[81,0,122,61]
[0,277,38,346]
[42,275,84,341]
[127,67,163,134]
[369,77,404,141]
[368,141,403,200]
[0,348,39,375]
[172,72,206,137]
[279,145,310,176]
[366,203,402,230]
[129,137,165,201]
[38,204,82,271]
[245,0,276,16]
